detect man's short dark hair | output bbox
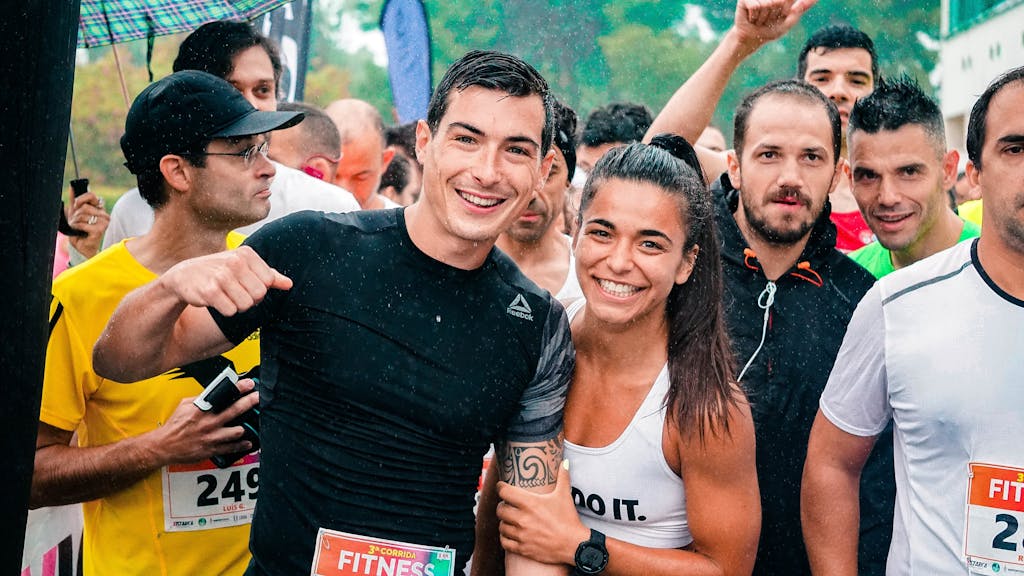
[552,98,579,183]
[578,102,652,148]
[174,21,283,91]
[849,76,945,154]
[967,65,1024,171]
[385,122,419,162]
[797,24,879,81]
[426,50,555,154]
[278,101,341,158]
[380,152,410,193]
[733,80,842,164]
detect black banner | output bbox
[260,0,314,102]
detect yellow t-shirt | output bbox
[41,236,258,576]
[959,199,983,227]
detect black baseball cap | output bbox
[121,70,303,174]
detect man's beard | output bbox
[740,186,822,246]
[995,196,1024,257]
[506,200,552,243]
[506,220,549,243]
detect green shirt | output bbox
[850,218,981,278]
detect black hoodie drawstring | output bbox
[738,279,777,382]
[736,250,823,382]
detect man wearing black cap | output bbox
[32,70,303,576]
[102,20,359,250]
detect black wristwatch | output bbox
[573,529,609,575]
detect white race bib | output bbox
[162,452,259,532]
[965,463,1024,575]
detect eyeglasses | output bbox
[197,140,271,168]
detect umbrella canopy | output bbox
[78,0,294,48]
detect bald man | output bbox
[325,99,396,210]
[269,101,344,183]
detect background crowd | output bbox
[27,1,1024,575]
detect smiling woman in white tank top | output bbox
[475,136,761,576]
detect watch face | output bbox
[577,543,608,572]
[580,546,604,565]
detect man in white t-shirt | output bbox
[103,22,358,249]
[270,101,344,183]
[496,98,583,302]
[801,65,1024,576]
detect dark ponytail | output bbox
[579,134,739,441]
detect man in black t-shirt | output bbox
[93,51,573,576]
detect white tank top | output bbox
[563,299,692,549]
[555,235,583,302]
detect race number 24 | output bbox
[966,463,1024,569]
[196,468,259,507]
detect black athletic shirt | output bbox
[209,208,573,576]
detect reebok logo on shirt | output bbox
[506,294,533,321]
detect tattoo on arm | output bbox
[496,433,564,489]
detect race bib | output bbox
[162,453,259,532]
[965,463,1024,575]
[310,529,455,576]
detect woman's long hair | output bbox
[577,134,738,441]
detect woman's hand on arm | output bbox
[497,459,588,566]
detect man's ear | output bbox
[159,154,192,193]
[726,150,742,190]
[941,149,960,192]
[305,157,333,180]
[537,148,555,191]
[966,159,981,191]
[381,147,396,173]
[414,119,431,165]
[827,157,847,195]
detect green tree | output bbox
[306,0,392,114]
[66,0,941,198]
[67,37,181,193]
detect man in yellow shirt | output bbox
[31,70,303,575]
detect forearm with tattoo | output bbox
[495,433,564,489]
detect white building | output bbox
[939,0,1024,154]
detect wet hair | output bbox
[967,65,1024,171]
[137,170,170,209]
[173,21,283,91]
[578,102,652,148]
[849,75,945,155]
[733,80,842,164]
[277,101,341,159]
[797,24,878,81]
[551,98,579,183]
[427,50,555,154]
[380,152,410,193]
[385,122,419,164]
[578,134,739,441]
